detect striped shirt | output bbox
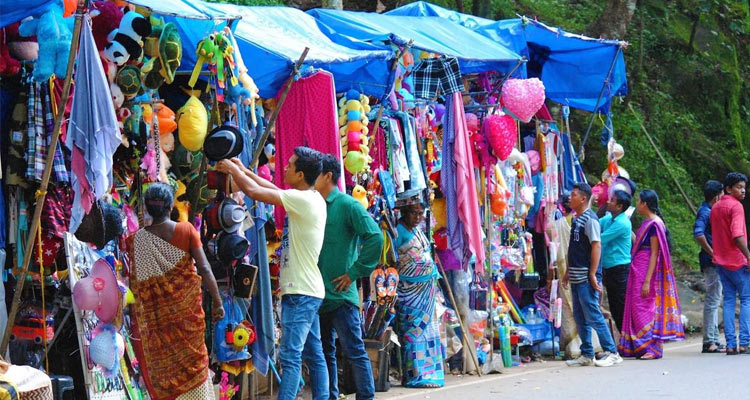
[567,209,601,284]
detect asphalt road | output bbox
[377,338,750,400]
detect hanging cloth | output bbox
[66,16,121,233]
[273,71,342,230]
[396,112,426,191]
[444,93,485,271]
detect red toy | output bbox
[10,316,54,344]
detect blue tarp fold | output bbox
[308,9,525,76]
[387,2,628,112]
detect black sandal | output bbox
[702,343,722,353]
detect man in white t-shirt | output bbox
[217,147,328,400]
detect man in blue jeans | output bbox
[709,172,750,355]
[217,147,329,399]
[693,180,725,353]
[562,183,622,367]
[315,155,382,399]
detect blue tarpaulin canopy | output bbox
[387,2,628,112]
[0,0,55,28]
[202,4,395,99]
[308,9,525,76]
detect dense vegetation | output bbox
[210,0,750,271]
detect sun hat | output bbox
[88,324,125,376]
[74,201,124,250]
[72,259,122,323]
[204,125,244,162]
[219,198,246,233]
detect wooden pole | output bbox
[435,257,483,376]
[250,48,310,169]
[0,0,87,355]
[628,103,697,215]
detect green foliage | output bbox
[205,0,285,6]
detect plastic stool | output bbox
[49,375,74,400]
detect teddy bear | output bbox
[91,1,123,51]
[18,1,72,82]
[104,8,151,66]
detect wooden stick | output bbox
[369,40,413,139]
[628,103,697,215]
[250,48,310,169]
[435,257,483,377]
[0,0,87,355]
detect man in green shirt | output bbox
[315,154,383,400]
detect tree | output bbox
[588,0,638,39]
[322,0,342,9]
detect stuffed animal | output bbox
[189,34,220,88]
[351,185,369,210]
[109,82,124,109]
[5,22,38,62]
[18,1,72,81]
[177,95,208,151]
[104,8,151,66]
[91,1,123,51]
[0,28,21,76]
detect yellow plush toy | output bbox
[177,95,208,151]
[352,185,369,209]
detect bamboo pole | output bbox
[250,48,310,169]
[1,0,88,355]
[628,103,697,215]
[435,257,483,376]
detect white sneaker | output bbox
[566,355,593,366]
[594,351,623,367]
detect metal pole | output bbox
[485,59,526,104]
[578,45,623,161]
[1,0,88,355]
[250,48,310,169]
[369,41,414,138]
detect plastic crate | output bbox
[519,321,552,343]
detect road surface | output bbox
[377,338,750,400]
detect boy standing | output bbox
[693,180,725,353]
[217,147,329,399]
[563,183,622,367]
[709,172,750,355]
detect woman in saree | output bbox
[619,190,684,359]
[393,202,445,388]
[127,183,224,400]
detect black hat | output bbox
[216,231,249,264]
[204,125,244,161]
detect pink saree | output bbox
[618,218,684,358]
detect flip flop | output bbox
[702,343,722,353]
[371,269,387,304]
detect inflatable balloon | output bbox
[502,78,546,123]
[484,114,517,161]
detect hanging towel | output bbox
[441,97,465,263]
[273,71,343,229]
[66,16,120,233]
[447,92,485,271]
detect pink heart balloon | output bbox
[501,78,546,123]
[484,114,517,161]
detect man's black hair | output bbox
[320,153,341,185]
[703,180,724,202]
[293,146,323,186]
[572,182,593,201]
[611,190,632,211]
[723,172,747,192]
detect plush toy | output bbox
[104,8,151,66]
[155,105,177,135]
[352,185,369,209]
[0,28,21,76]
[177,95,208,151]
[5,22,39,62]
[18,1,72,82]
[338,89,372,175]
[109,82,124,109]
[484,113,516,162]
[141,20,181,89]
[189,34,220,88]
[174,180,189,222]
[227,29,260,125]
[501,78,546,123]
[91,1,123,51]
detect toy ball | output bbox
[347,110,361,122]
[501,78,546,123]
[347,120,362,132]
[344,151,366,174]
[345,99,361,112]
[346,89,360,101]
[177,95,208,151]
[466,113,479,133]
[484,114,516,161]
[89,324,125,374]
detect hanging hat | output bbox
[219,198,245,233]
[216,231,249,264]
[88,324,125,376]
[206,170,229,191]
[610,176,637,197]
[74,201,124,249]
[72,259,122,323]
[204,125,244,162]
[394,189,423,208]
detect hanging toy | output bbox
[104,8,151,66]
[485,113,517,162]
[501,78,546,123]
[18,1,72,81]
[338,89,372,175]
[177,95,208,151]
[352,185,369,209]
[188,34,220,88]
